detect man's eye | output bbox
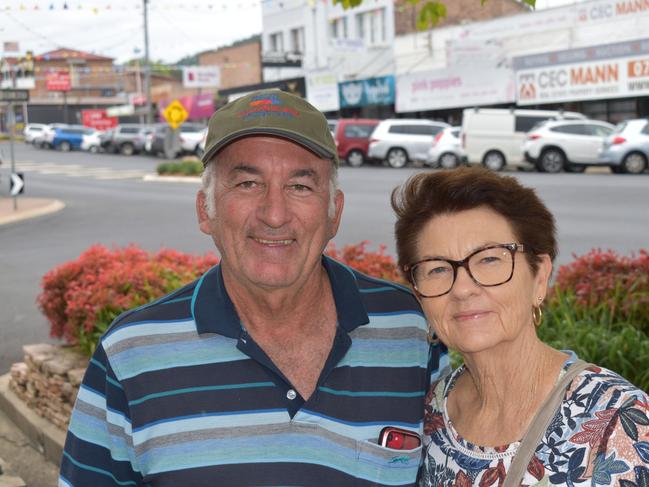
[237,181,258,189]
[290,184,312,192]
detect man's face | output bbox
[197,135,344,292]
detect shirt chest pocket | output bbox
[356,438,423,486]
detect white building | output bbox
[261,0,395,114]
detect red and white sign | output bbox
[182,66,220,88]
[46,72,71,91]
[129,93,147,106]
[81,109,118,131]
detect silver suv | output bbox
[600,119,649,174]
[102,124,154,156]
[368,119,450,168]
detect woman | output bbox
[391,167,649,487]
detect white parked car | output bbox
[426,127,465,169]
[33,123,68,148]
[23,123,47,144]
[523,119,615,173]
[461,108,586,171]
[179,124,207,155]
[368,119,450,168]
[600,119,649,174]
[81,129,102,153]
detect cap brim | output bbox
[201,127,337,166]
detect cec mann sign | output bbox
[514,38,649,105]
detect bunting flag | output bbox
[0,1,268,12]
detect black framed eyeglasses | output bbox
[405,243,525,298]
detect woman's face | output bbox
[413,206,552,355]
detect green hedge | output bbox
[157,160,203,176]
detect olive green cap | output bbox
[201,89,338,167]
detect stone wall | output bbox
[9,344,88,431]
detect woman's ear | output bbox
[534,254,553,303]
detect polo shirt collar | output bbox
[192,255,369,337]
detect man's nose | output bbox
[257,184,291,228]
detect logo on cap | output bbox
[237,93,300,120]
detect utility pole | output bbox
[143,0,152,124]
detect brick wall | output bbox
[198,41,262,90]
[395,0,530,36]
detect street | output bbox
[1,142,648,373]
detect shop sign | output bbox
[182,66,220,88]
[339,76,394,108]
[46,72,71,91]
[396,67,514,113]
[81,109,118,131]
[515,38,649,105]
[306,72,339,112]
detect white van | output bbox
[461,108,586,171]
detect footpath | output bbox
[0,198,65,487]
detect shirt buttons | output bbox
[286,389,297,400]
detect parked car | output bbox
[368,119,450,168]
[52,126,94,151]
[426,126,465,169]
[34,123,68,148]
[461,108,586,171]
[81,129,102,153]
[600,118,649,174]
[333,118,381,167]
[102,124,153,155]
[523,119,615,173]
[179,124,207,155]
[23,123,47,144]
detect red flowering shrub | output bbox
[38,245,219,355]
[325,241,406,284]
[38,242,405,356]
[549,249,649,330]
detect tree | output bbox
[332,0,536,30]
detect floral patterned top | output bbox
[421,356,649,487]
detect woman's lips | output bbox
[453,310,492,321]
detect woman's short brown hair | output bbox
[391,166,557,276]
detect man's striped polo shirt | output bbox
[60,256,449,487]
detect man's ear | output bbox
[328,189,345,240]
[196,190,212,235]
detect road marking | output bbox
[8,161,148,180]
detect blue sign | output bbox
[339,75,395,108]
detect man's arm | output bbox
[59,343,143,487]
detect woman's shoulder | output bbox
[566,362,649,409]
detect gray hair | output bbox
[201,158,339,219]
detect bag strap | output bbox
[502,359,590,487]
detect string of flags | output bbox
[0,1,264,12]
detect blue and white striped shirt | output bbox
[60,256,449,486]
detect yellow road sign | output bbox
[162,99,189,129]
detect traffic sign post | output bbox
[1,87,28,209]
[10,173,24,196]
[162,99,189,129]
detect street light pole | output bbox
[143,0,152,124]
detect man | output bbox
[60,90,448,486]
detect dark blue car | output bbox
[52,126,93,151]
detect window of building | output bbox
[290,28,304,54]
[269,32,284,53]
[355,9,386,46]
[331,17,348,39]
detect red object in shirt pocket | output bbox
[378,427,422,450]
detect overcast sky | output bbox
[0,0,585,64]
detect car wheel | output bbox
[194,145,204,157]
[120,143,135,156]
[538,148,565,173]
[439,152,460,169]
[565,164,586,173]
[621,152,648,174]
[386,148,408,168]
[346,149,364,167]
[59,141,72,152]
[89,145,99,154]
[482,151,506,171]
